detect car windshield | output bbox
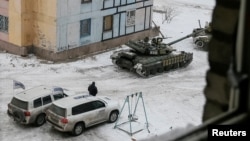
[49,104,66,117]
[11,97,28,110]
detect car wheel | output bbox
[72,123,84,136]
[109,111,119,123]
[35,114,46,126]
[195,40,205,48]
[13,110,25,123]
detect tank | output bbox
[110,34,197,77]
[192,22,212,49]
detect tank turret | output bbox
[110,35,194,77]
[125,37,176,55]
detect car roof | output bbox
[14,85,62,101]
[53,93,100,108]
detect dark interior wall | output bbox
[202,0,240,121]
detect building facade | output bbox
[0,0,158,61]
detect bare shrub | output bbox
[162,6,178,24]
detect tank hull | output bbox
[111,50,193,77]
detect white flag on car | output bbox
[13,80,25,90]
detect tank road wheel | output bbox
[157,68,164,73]
[164,66,171,71]
[179,62,183,67]
[150,69,156,75]
[173,64,179,69]
[142,69,150,77]
[142,70,150,77]
[195,40,205,48]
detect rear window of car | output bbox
[11,97,28,110]
[49,104,66,117]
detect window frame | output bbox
[33,98,42,108]
[103,15,113,32]
[172,1,250,140]
[0,15,8,33]
[11,97,28,110]
[53,93,64,101]
[72,102,95,115]
[126,10,136,27]
[42,95,52,105]
[91,101,106,110]
[81,0,92,4]
[80,18,91,38]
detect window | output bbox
[81,0,91,4]
[91,101,105,109]
[11,97,28,110]
[103,15,113,31]
[53,94,64,101]
[72,102,95,115]
[0,15,8,33]
[42,95,52,105]
[49,104,66,117]
[80,19,91,37]
[126,10,135,26]
[34,98,42,108]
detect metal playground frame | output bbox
[114,92,150,136]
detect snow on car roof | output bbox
[53,93,96,108]
[14,85,61,101]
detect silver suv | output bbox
[7,85,75,126]
[46,94,120,136]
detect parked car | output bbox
[46,94,120,136]
[7,85,76,126]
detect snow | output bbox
[0,0,215,141]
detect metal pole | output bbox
[133,93,140,116]
[128,95,132,136]
[114,96,128,128]
[198,19,201,28]
[140,92,150,133]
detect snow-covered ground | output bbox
[0,0,215,141]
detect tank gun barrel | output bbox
[166,28,206,46]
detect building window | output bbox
[80,19,91,37]
[0,15,8,33]
[103,15,113,31]
[81,0,91,3]
[126,10,135,26]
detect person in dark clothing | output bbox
[88,81,98,96]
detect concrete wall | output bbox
[8,0,22,46]
[6,0,57,51]
[0,0,157,61]
[0,27,158,60]
[8,0,34,47]
[33,27,159,61]
[32,0,57,52]
[57,0,153,52]
[0,40,29,56]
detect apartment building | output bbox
[0,0,158,61]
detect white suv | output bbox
[46,94,120,136]
[7,85,75,126]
